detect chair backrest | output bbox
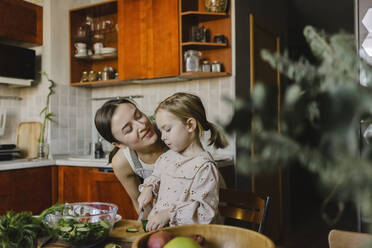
[329,229,372,248]
[219,188,271,234]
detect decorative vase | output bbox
[204,0,228,13]
[38,142,49,159]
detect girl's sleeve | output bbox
[138,155,163,196]
[169,162,220,225]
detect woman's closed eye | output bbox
[123,125,132,135]
[134,110,142,119]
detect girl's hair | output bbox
[94,98,136,163]
[155,92,228,149]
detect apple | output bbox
[163,237,201,248]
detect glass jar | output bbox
[202,60,211,72]
[184,50,201,72]
[88,70,97,82]
[205,0,228,13]
[212,61,222,72]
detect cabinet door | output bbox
[248,14,282,241]
[57,166,91,203]
[0,167,53,215]
[89,169,138,219]
[118,0,179,80]
[0,0,42,45]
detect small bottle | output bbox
[80,71,89,82]
[97,71,102,81]
[88,70,97,81]
[94,138,105,159]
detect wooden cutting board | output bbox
[16,121,42,158]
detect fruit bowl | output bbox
[43,202,118,248]
[132,224,275,248]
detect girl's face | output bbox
[110,103,158,151]
[155,109,193,153]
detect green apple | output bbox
[164,237,201,248]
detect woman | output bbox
[94,98,167,213]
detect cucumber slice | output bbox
[76,227,89,232]
[126,228,139,233]
[59,226,73,232]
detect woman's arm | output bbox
[111,148,141,213]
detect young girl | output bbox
[138,92,228,231]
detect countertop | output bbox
[0,155,111,171]
[0,155,233,171]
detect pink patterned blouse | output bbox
[139,150,221,226]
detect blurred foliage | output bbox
[225,26,372,225]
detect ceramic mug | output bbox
[74,43,87,56]
[93,42,103,55]
[75,48,87,56]
[74,42,86,49]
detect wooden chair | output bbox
[328,229,372,248]
[219,188,271,234]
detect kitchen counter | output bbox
[0,155,233,171]
[0,156,111,171]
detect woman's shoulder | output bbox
[111,147,131,170]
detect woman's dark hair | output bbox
[94,98,136,163]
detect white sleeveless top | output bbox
[122,147,154,179]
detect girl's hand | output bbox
[146,209,170,232]
[138,186,153,209]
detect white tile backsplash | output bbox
[1,0,236,159]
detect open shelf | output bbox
[179,0,231,76]
[181,71,230,79]
[74,52,118,61]
[182,42,227,49]
[69,1,118,85]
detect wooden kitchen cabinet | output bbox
[57,166,91,203]
[69,1,118,86]
[57,166,137,219]
[0,0,42,45]
[117,0,179,80]
[179,0,231,78]
[89,168,137,219]
[0,167,53,215]
[69,0,179,87]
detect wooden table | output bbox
[41,219,145,248]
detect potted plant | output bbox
[226,26,372,230]
[38,72,56,159]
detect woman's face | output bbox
[110,103,158,151]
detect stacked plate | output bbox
[101,47,117,54]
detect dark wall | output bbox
[287,0,354,59]
[235,0,289,189]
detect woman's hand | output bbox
[138,186,153,209]
[146,209,170,232]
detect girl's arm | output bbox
[111,148,142,213]
[169,162,220,225]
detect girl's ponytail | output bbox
[207,121,228,149]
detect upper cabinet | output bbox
[180,0,231,78]
[69,0,231,87]
[118,0,179,80]
[0,0,43,45]
[69,0,118,86]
